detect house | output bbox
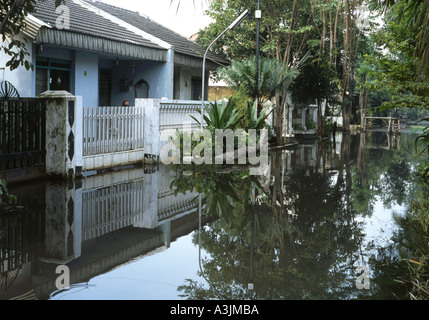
[0,0,229,107]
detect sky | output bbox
[98,0,213,38]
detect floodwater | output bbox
[0,131,423,300]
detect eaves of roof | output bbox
[36,27,167,61]
[32,0,166,52]
[84,0,230,67]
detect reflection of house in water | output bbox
[0,165,200,300]
[280,136,343,174]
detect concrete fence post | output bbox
[38,91,83,178]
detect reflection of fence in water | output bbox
[82,180,145,241]
[157,188,199,221]
[0,207,44,287]
[82,177,200,241]
[366,132,400,150]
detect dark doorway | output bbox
[191,77,202,101]
[99,68,112,106]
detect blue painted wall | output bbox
[74,51,99,107]
[1,43,174,105]
[110,48,174,106]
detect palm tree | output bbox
[218,55,299,105]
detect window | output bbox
[36,57,71,95]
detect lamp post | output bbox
[255,1,262,116]
[200,9,250,131]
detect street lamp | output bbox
[200,9,250,130]
[255,0,261,114]
[197,10,250,298]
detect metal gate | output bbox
[0,99,47,183]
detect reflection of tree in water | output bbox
[173,140,365,299]
[352,132,416,213]
[174,132,422,300]
[266,147,365,300]
[350,132,424,299]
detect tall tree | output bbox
[363,0,429,117]
[198,0,313,144]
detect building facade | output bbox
[0,0,228,106]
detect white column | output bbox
[312,107,318,126]
[133,169,159,229]
[301,107,307,130]
[287,105,294,137]
[137,98,160,159]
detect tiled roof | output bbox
[84,0,230,66]
[32,0,164,50]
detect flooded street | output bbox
[0,131,422,300]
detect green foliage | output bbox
[218,55,299,103]
[244,100,274,131]
[290,57,337,104]
[361,0,429,155]
[417,158,429,185]
[415,118,429,156]
[0,0,65,71]
[191,99,243,133]
[197,0,255,60]
[293,123,304,131]
[0,179,17,207]
[305,118,316,130]
[392,177,429,300]
[197,0,315,63]
[362,0,429,107]
[170,165,262,219]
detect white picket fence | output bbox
[83,106,144,157]
[159,100,203,134]
[79,100,208,171]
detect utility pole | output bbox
[255,0,261,116]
